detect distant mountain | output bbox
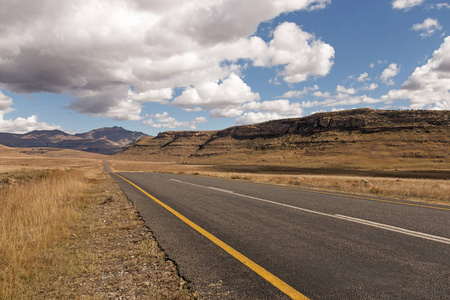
[0,126,148,155]
[74,126,147,146]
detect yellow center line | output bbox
[113,173,309,300]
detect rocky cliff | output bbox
[207,108,448,140]
[117,109,450,169]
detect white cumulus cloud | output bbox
[0,0,332,121]
[210,107,245,118]
[0,91,14,115]
[143,112,207,129]
[235,99,303,125]
[282,85,319,98]
[383,36,450,110]
[392,0,424,10]
[0,91,61,133]
[236,111,294,125]
[103,99,143,121]
[336,85,356,95]
[0,115,62,134]
[301,93,381,109]
[266,22,335,83]
[130,88,173,104]
[172,73,260,111]
[431,3,450,9]
[363,83,379,91]
[210,98,303,125]
[242,99,303,114]
[357,72,369,82]
[380,63,400,86]
[412,18,442,37]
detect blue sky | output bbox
[0,0,449,135]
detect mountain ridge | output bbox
[117,108,450,171]
[0,126,148,155]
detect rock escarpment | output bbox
[207,108,448,140]
[118,109,450,168]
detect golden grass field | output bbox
[0,146,193,299]
[0,146,105,177]
[1,169,90,298]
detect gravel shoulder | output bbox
[28,172,196,299]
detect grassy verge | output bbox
[0,168,194,299]
[193,172,450,204]
[0,170,90,298]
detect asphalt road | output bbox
[109,168,450,299]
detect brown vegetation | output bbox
[189,172,450,204]
[0,150,194,299]
[0,169,91,298]
[0,146,103,173]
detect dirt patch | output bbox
[60,174,195,299]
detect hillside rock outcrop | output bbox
[118,109,450,164]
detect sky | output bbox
[0,0,449,135]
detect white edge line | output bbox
[169,179,450,245]
[334,214,450,245]
[208,186,235,194]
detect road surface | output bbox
[109,168,450,299]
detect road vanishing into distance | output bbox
[108,166,450,299]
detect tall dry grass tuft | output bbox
[0,170,91,299]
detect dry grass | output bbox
[194,172,450,204]
[0,146,105,177]
[0,157,103,176]
[0,169,91,299]
[0,150,195,299]
[108,159,211,174]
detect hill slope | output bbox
[0,127,148,155]
[117,109,450,171]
